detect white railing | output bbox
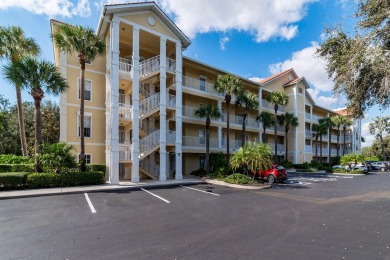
[167,94,176,108]
[140,118,157,135]
[312,115,320,122]
[140,56,160,78]
[331,149,338,155]
[140,130,160,154]
[119,144,131,161]
[305,130,312,137]
[167,131,176,144]
[266,124,285,132]
[305,113,311,120]
[262,99,285,112]
[119,103,132,120]
[119,57,132,73]
[221,139,243,150]
[140,157,159,178]
[140,93,160,117]
[235,116,259,128]
[266,143,285,152]
[182,136,219,148]
[182,106,199,119]
[166,58,176,73]
[182,76,222,97]
[305,145,312,152]
[140,83,153,98]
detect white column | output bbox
[109,18,120,184]
[218,100,222,148]
[310,106,313,120]
[294,84,298,164]
[131,26,140,183]
[175,42,183,180]
[159,37,167,181]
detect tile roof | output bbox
[283,76,304,86]
[258,68,293,84]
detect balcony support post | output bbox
[218,100,222,149]
[159,37,167,181]
[175,42,183,180]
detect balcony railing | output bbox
[262,99,285,112]
[305,113,311,120]
[166,131,176,145]
[266,143,285,152]
[119,144,131,161]
[305,130,312,137]
[266,124,285,132]
[119,103,132,120]
[182,76,222,97]
[182,136,219,148]
[166,58,176,73]
[305,145,312,152]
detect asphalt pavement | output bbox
[1,172,390,259]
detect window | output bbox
[200,155,206,169]
[79,154,92,164]
[298,87,303,94]
[199,76,206,91]
[119,89,125,104]
[199,129,206,145]
[78,79,92,101]
[78,115,92,138]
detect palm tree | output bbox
[267,91,289,163]
[214,74,243,168]
[3,57,68,172]
[322,117,334,164]
[0,26,40,156]
[369,116,390,161]
[256,111,275,143]
[331,115,344,163]
[195,104,221,176]
[312,124,323,161]
[52,24,105,171]
[317,118,329,163]
[342,118,353,156]
[235,90,259,146]
[279,113,299,161]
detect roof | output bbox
[258,68,295,84]
[282,76,309,89]
[97,1,191,48]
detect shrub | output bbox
[86,164,106,173]
[0,155,30,164]
[210,167,226,179]
[319,165,333,172]
[40,143,77,173]
[209,153,227,173]
[27,171,105,189]
[293,162,310,170]
[296,169,315,173]
[0,172,29,189]
[0,164,35,173]
[190,168,206,176]
[332,168,347,173]
[310,160,323,169]
[349,169,364,174]
[280,160,293,169]
[223,173,254,184]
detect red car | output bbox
[256,164,288,183]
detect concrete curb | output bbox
[205,179,268,190]
[0,180,206,200]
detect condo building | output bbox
[51,2,361,184]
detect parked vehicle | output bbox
[256,164,288,183]
[364,160,377,171]
[354,165,368,173]
[370,161,389,171]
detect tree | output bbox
[267,91,289,163]
[235,90,259,146]
[3,57,68,172]
[279,112,298,161]
[318,117,329,163]
[317,0,390,116]
[369,116,390,161]
[362,146,375,158]
[214,74,243,169]
[52,24,105,172]
[230,142,273,180]
[331,115,344,162]
[0,25,40,156]
[342,118,353,156]
[195,104,221,176]
[312,124,320,161]
[256,111,275,143]
[321,117,334,164]
[340,153,365,171]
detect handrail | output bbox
[139,56,160,77]
[119,144,132,161]
[139,93,160,116]
[140,157,159,178]
[140,130,160,153]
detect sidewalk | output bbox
[0,177,205,200]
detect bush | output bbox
[293,162,310,170]
[190,168,206,177]
[295,168,315,173]
[27,171,105,189]
[280,160,293,169]
[0,172,29,189]
[350,169,364,174]
[0,164,35,173]
[210,167,226,179]
[0,155,30,164]
[40,143,77,173]
[209,153,227,173]
[310,160,323,169]
[223,173,254,184]
[86,164,106,173]
[332,168,347,173]
[319,165,333,172]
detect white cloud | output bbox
[219,36,229,50]
[361,122,376,147]
[248,77,263,83]
[159,0,317,41]
[0,0,91,17]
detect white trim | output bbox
[77,153,93,164]
[77,114,93,138]
[68,142,106,147]
[67,64,106,76]
[77,77,93,102]
[67,103,106,111]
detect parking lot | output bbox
[1,172,390,259]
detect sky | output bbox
[0,0,383,147]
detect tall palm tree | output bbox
[52,24,105,171]
[267,91,289,163]
[235,90,259,146]
[369,116,390,161]
[312,124,321,161]
[279,112,299,161]
[342,118,353,156]
[256,111,275,143]
[4,57,68,172]
[317,118,329,163]
[331,115,344,163]
[322,117,334,164]
[214,75,242,168]
[0,26,40,156]
[195,104,221,176]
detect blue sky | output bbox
[0,0,380,146]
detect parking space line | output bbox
[141,188,170,204]
[180,185,220,196]
[84,193,96,213]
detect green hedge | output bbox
[223,173,254,184]
[86,164,106,173]
[332,168,347,173]
[0,155,30,164]
[27,171,105,188]
[0,164,35,173]
[0,172,29,189]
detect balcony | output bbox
[262,99,285,112]
[266,143,285,153]
[305,145,312,153]
[119,144,131,161]
[266,124,285,133]
[305,113,311,120]
[119,56,176,80]
[305,130,312,137]
[119,103,133,120]
[181,76,222,97]
[182,136,219,148]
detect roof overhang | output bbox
[96,2,191,48]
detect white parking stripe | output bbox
[84,193,96,213]
[141,188,170,204]
[180,185,220,196]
